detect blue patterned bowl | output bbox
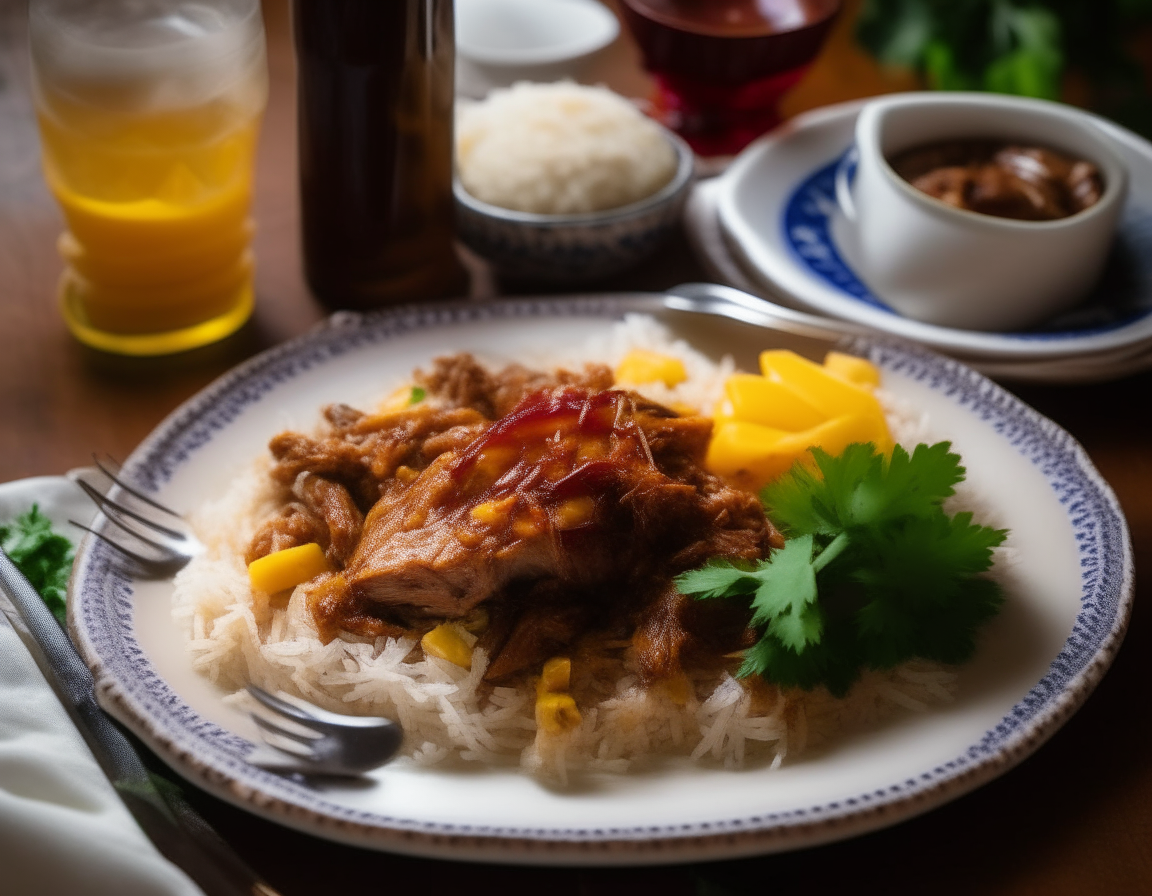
[454,129,694,281]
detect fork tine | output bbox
[250,712,320,746]
[69,519,171,568]
[246,685,319,725]
[74,477,187,541]
[91,454,182,518]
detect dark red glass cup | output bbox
[619,0,841,155]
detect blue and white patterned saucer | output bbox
[64,296,1132,863]
[716,100,1152,362]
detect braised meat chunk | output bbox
[319,385,780,676]
[246,356,782,683]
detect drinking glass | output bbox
[29,0,268,356]
[619,0,841,156]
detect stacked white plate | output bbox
[684,99,1152,383]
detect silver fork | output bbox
[70,459,403,776]
[243,685,403,776]
[68,458,201,576]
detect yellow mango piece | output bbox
[774,414,880,464]
[471,495,517,527]
[823,351,881,389]
[421,623,474,669]
[535,692,582,735]
[707,413,890,490]
[614,348,688,387]
[539,657,572,693]
[705,419,791,480]
[247,542,330,594]
[377,385,414,413]
[722,372,826,431]
[759,350,892,452]
[553,496,595,530]
[705,419,816,489]
[760,350,873,416]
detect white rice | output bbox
[174,315,990,784]
[455,81,678,215]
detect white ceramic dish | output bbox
[716,100,1152,362]
[839,93,1128,331]
[68,296,1132,864]
[454,127,694,282]
[684,178,1152,383]
[455,0,619,98]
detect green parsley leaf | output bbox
[679,442,1007,697]
[674,557,758,600]
[748,534,822,651]
[0,505,74,626]
[408,386,427,405]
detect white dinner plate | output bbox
[716,100,1152,362]
[68,296,1132,864]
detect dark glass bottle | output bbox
[293,0,466,309]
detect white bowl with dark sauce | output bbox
[835,93,1128,332]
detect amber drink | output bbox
[30,0,268,355]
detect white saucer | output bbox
[713,100,1152,364]
[683,178,1152,383]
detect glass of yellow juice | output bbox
[29,0,268,356]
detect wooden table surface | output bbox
[1,1,1150,893]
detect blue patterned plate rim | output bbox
[717,99,1152,361]
[67,294,1134,863]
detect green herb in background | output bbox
[857,0,1152,137]
[675,443,1007,697]
[0,505,75,626]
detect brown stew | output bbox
[888,140,1104,221]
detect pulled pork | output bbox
[246,354,781,682]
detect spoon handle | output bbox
[664,281,873,344]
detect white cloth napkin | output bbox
[0,476,204,896]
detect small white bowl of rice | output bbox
[454,81,694,282]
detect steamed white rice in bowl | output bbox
[173,315,1002,785]
[456,81,679,215]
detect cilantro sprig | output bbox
[676,443,1007,697]
[1,505,75,626]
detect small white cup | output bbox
[835,93,1128,332]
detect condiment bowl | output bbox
[453,127,694,282]
[455,0,619,98]
[836,92,1128,332]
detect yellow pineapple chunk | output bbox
[377,384,420,413]
[539,657,572,693]
[247,543,330,594]
[705,419,791,481]
[554,496,595,530]
[759,350,892,453]
[772,414,882,466]
[721,372,826,431]
[471,495,517,527]
[823,351,881,389]
[614,348,688,387]
[421,623,474,669]
[535,692,582,735]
